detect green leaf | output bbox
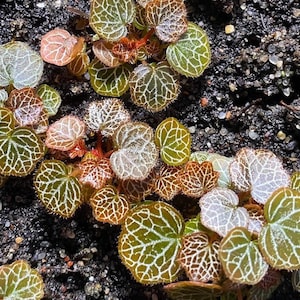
[166,22,211,77]
[89,58,132,97]
[0,41,43,89]
[164,281,222,300]
[129,62,180,112]
[290,171,300,192]
[219,227,269,285]
[118,201,185,284]
[90,0,136,42]
[155,117,191,166]
[258,187,300,270]
[0,260,44,300]
[0,108,45,176]
[34,160,83,218]
[184,214,210,235]
[36,84,62,117]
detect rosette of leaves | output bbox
[0,107,45,177]
[0,41,43,90]
[118,201,185,284]
[0,260,44,300]
[88,0,211,111]
[217,186,300,286]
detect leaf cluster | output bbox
[39,0,211,112]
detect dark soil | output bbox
[0,0,299,299]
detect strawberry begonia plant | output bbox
[40,0,211,112]
[0,1,299,299]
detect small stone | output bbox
[249,130,259,140]
[229,82,237,92]
[15,237,23,244]
[276,60,283,68]
[277,130,286,140]
[269,54,279,65]
[189,126,196,134]
[293,8,300,17]
[225,24,235,34]
[282,87,290,97]
[36,2,46,8]
[218,111,226,119]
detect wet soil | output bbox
[0,0,300,299]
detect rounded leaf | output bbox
[36,84,62,117]
[145,0,187,42]
[219,227,269,285]
[67,51,90,76]
[34,160,83,218]
[0,260,44,300]
[200,187,249,237]
[89,58,132,97]
[90,185,130,224]
[179,232,221,282]
[90,0,136,42]
[155,117,191,166]
[78,154,114,189]
[45,115,86,151]
[153,164,182,200]
[40,28,84,66]
[0,41,43,89]
[180,161,219,198]
[258,187,300,270]
[84,98,131,137]
[166,22,211,77]
[230,148,290,204]
[6,87,44,127]
[129,62,180,112]
[110,122,158,180]
[118,201,185,284]
[0,108,45,177]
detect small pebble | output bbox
[189,126,196,134]
[15,237,23,244]
[225,24,235,34]
[277,130,286,140]
[249,130,259,140]
[36,2,46,8]
[269,54,279,65]
[218,111,226,119]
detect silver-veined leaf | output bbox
[118,201,185,284]
[166,22,211,77]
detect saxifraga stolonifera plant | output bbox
[39,0,211,112]
[0,1,300,300]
